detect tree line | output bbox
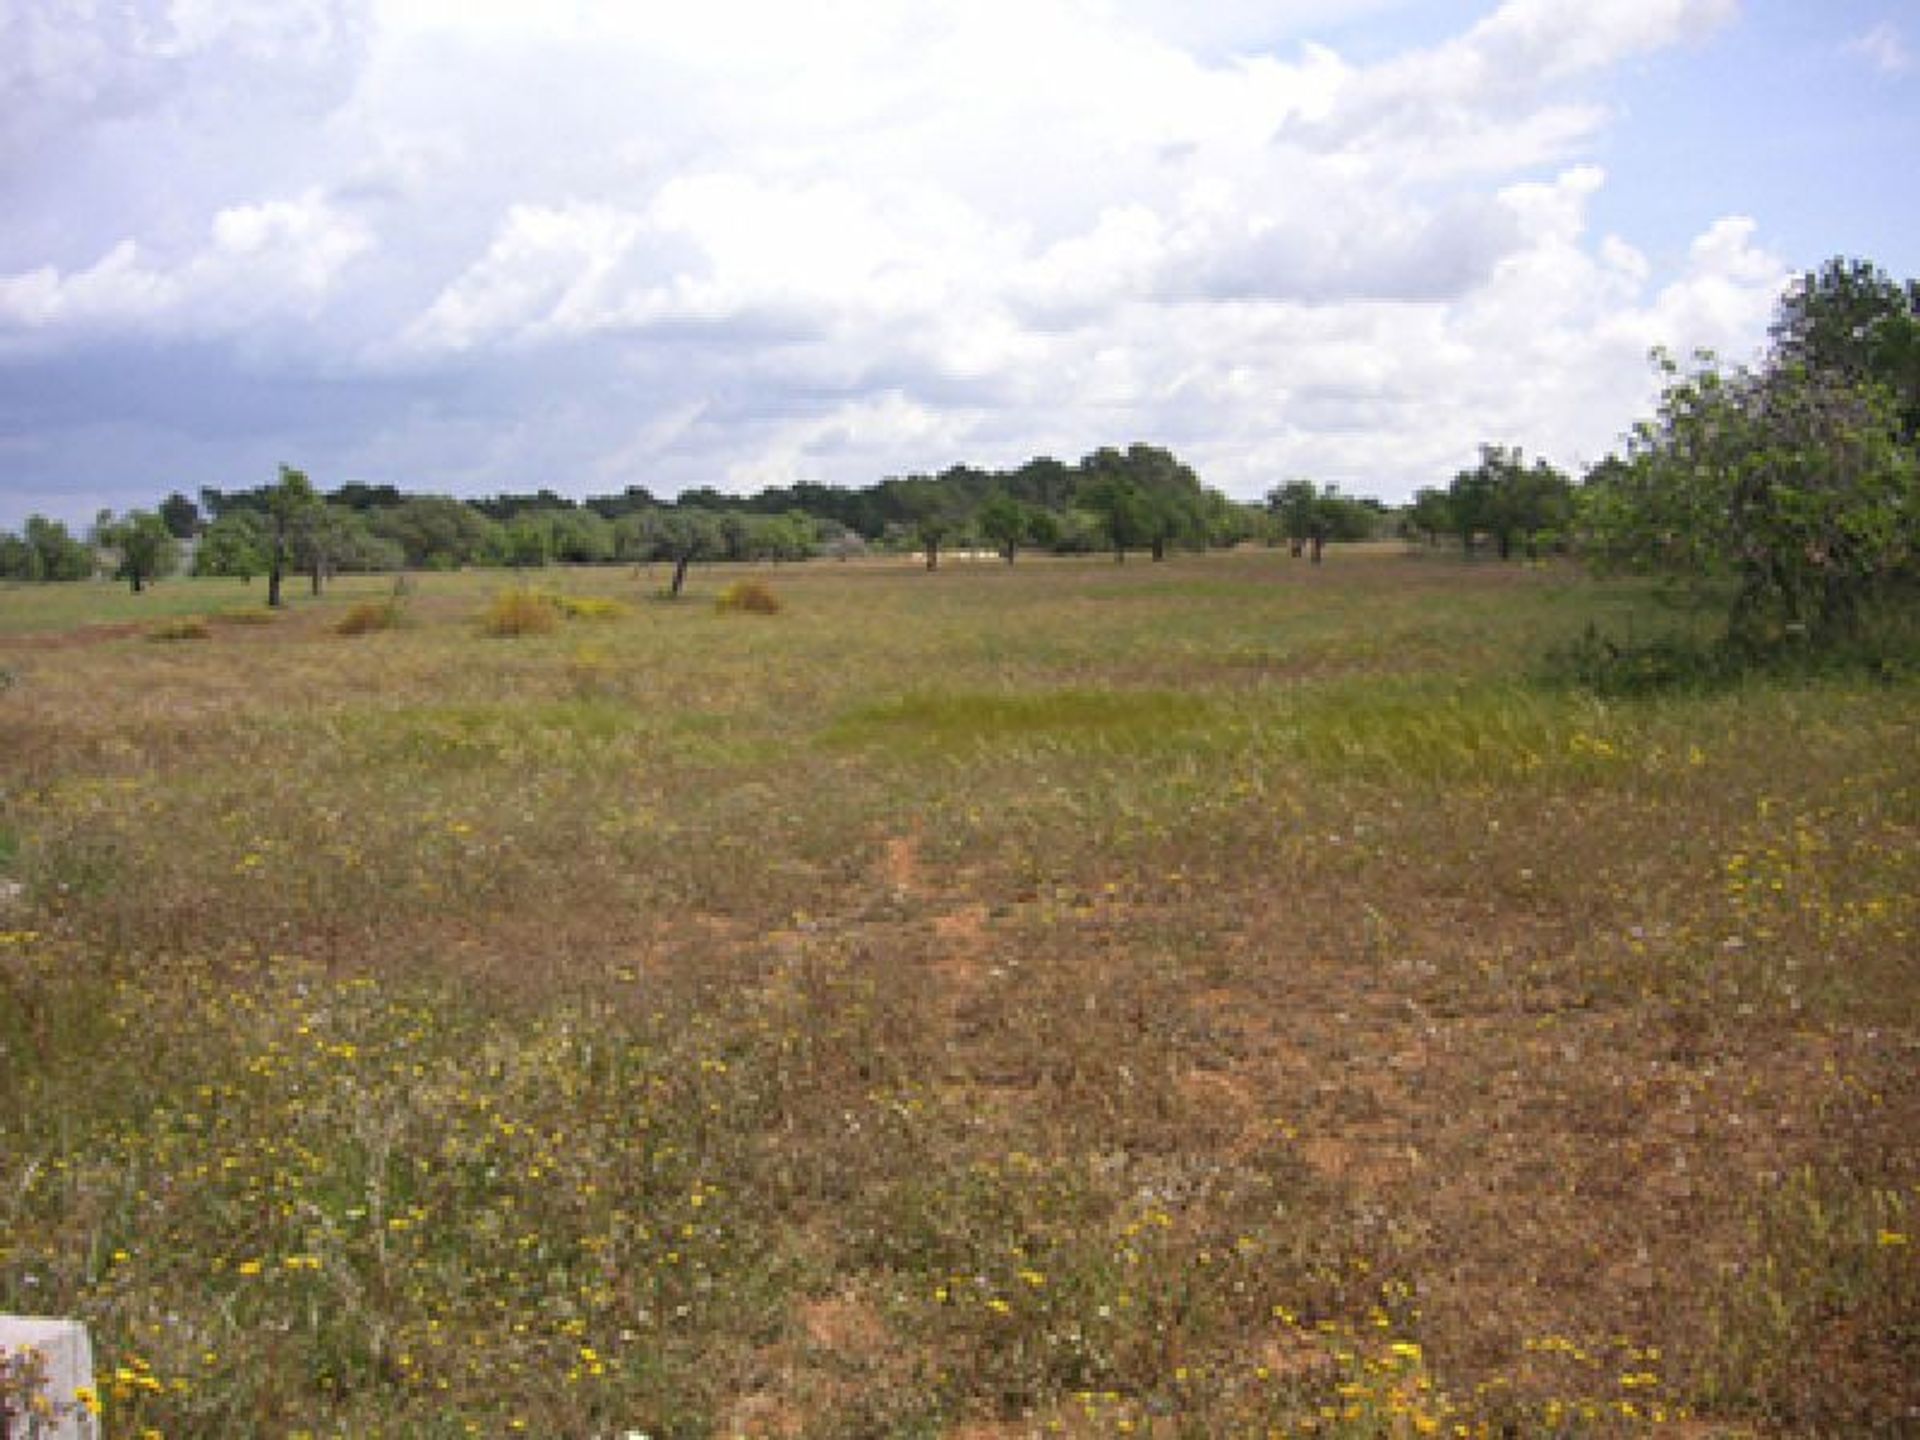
[8,444,1320,599]
[8,255,1915,655]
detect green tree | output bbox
[1265,479,1369,562]
[264,466,319,608]
[1772,255,1920,442]
[23,516,96,580]
[493,513,556,569]
[754,511,817,563]
[368,496,499,570]
[0,517,92,581]
[291,503,351,595]
[1584,350,1917,652]
[975,492,1031,563]
[1266,479,1320,557]
[547,507,614,564]
[158,491,200,540]
[897,479,959,570]
[195,511,270,581]
[1448,445,1570,559]
[1405,487,1454,547]
[1771,257,1914,386]
[1080,474,1154,562]
[645,509,723,598]
[92,509,179,593]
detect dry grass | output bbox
[0,550,1914,1436]
[716,579,783,615]
[479,586,562,636]
[335,598,408,636]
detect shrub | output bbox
[336,599,407,636]
[147,618,211,642]
[479,589,560,637]
[553,595,627,621]
[1542,623,1737,697]
[715,579,782,615]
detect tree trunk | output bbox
[268,560,283,608]
[1310,536,1324,564]
[925,541,939,571]
[670,553,692,598]
[1002,543,1016,564]
[129,568,144,594]
[1151,537,1167,562]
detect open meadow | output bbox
[1,547,1915,1437]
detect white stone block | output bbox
[0,1316,98,1440]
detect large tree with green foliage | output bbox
[1448,445,1572,560]
[92,509,179,593]
[158,491,200,540]
[975,492,1031,563]
[1771,256,1920,441]
[1404,488,1454,547]
[195,511,270,582]
[1265,480,1373,562]
[264,466,319,608]
[644,509,724,597]
[0,516,96,581]
[1584,346,1917,652]
[367,496,499,570]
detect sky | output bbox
[2,0,1916,530]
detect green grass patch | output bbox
[827,686,1217,755]
[1,548,1914,1436]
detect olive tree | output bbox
[1583,350,1916,652]
[92,509,179,593]
[265,466,319,608]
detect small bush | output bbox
[553,595,627,621]
[479,589,560,637]
[336,599,407,636]
[148,618,212,642]
[715,579,782,615]
[1542,624,1737,697]
[1546,604,1920,697]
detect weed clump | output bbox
[479,589,560,637]
[147,618,211,642]
[480,590,628,635]
[553,595,626,621]
[1542,624,1737,697]
[335,599,407,636]
[715,579,782,615]
[1546,611,1920,696]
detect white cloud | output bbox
[2,0,1811,525]
[0,242,182,329]
[724,391,974,492]
[1847,21,1912,76]
[0,189,372,338]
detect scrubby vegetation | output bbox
[715,579,782,615]
[1,549,1913,1437]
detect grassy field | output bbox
[1,547,1914,1437]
